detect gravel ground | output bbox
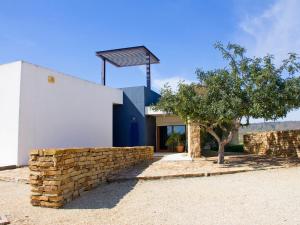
[0,167,29,183]
[1,167,300,225]
[113,154,300,180]
[2,155,299,184]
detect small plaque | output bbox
[48,76,55,83]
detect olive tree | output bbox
[155,43,300,164]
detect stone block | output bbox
[40,201,63,208]
[31,195,49,201]
[29,146,154,208]
[244,130,300,157]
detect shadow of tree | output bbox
[202,149,246,157]
[217,155,300,170]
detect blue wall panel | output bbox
[113,86,160,147]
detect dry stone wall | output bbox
[187,123,201,158]
[29,146,153,208]
[244,130,300,157]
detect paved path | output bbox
[109,154,300,181]
[1,167,300,225]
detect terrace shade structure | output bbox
[96,46,160,89]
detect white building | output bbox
[0,61,122,166]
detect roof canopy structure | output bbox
[96,46,160,88]
[96,46,159,67]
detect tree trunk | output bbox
[218,142,225,164]
[205,123,238,164]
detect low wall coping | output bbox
[244,129,300,136]
[30,146,153,156]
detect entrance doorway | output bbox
[156,125,186,152]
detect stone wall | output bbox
[244,130,300,157]
[29,147,153,208]
[187,123,201,158]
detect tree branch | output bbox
[219,124,228,132]
[206,127,221,143]
[223,131,233,145]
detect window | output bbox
[158,125,186,151]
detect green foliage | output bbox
[155,42,300,163]
[165,132,185,147]
[155,42,300,128]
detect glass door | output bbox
[157,125,186,152]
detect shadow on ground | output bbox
[2,152,300,210]
[202,149,246,157]
[222,155,300,169]
[202,150,300,170]
[64,179,138,209]
[64,159,160,209]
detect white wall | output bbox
[0,62,22,166]
[18,62,122,165]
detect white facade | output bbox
[0,62,22,166]
[0,61,122,166]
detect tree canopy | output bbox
[155,43,300,163]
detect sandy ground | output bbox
[0,167,29,183]
[111,154,300,180]
[2,155,300,183]
[1,167,300,225]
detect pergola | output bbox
[96,46,160,89]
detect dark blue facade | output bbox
[113,86,160,147]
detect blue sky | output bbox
[0,0,299,121]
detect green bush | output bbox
[211,144,244,152]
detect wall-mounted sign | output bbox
[48,76,55,83]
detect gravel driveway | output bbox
[1,167,300,225]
